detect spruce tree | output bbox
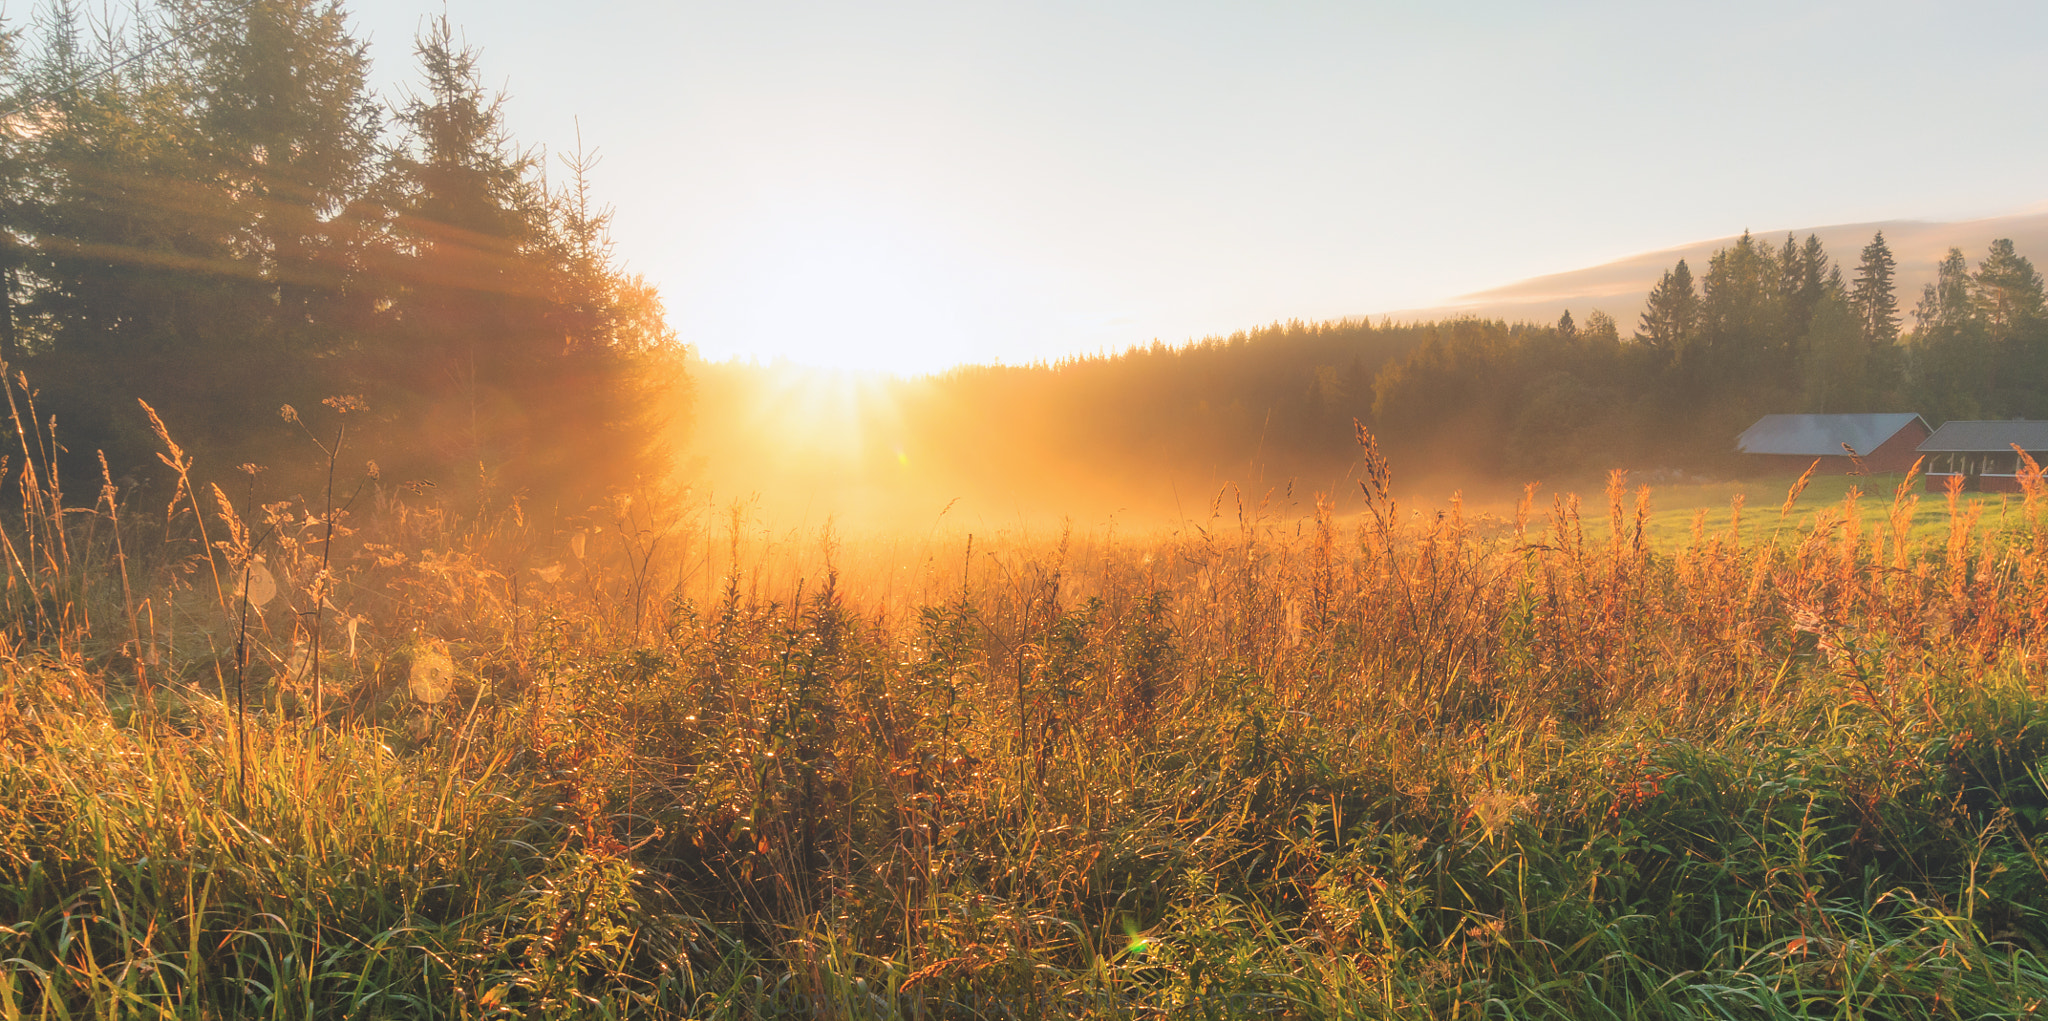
[1636,259,1698,352]
[0,19,27,365]
[1700,232,1789,377]
[1848,231,1900,348]
[375,17,676,508]
[1910,248,1989,420]
[1779,233,1827,339]
[374,16,549,488]
[1800,289,1865,414]
[1970,238,2044,341]
[180,0,381,327]
[1972,238,2048,416]
[19,1,239,464]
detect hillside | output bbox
[1385,209,2048,328]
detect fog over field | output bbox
[9,2,2048,1017]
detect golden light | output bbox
[687,195,1017,375]
[742,365,900,466]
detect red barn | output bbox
[1735,413,1932,474]
[1917,420,2048,493]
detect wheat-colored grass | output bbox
[1,407,2047,1017]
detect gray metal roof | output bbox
[1736,413,1929,456]
[1917,420,2048,453]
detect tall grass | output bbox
[2,406,2048,1017]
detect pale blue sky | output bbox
[342,1,2048,373]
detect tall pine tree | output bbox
[1848,231,1900,347]
[373,17,675,508]
[1635,258,1698,353]
[1972,238,2048,416]
[180,0,381,334]
[1842,233,1903,403]
[1971,238,2044,341]
[0,15,28,365]
[20,1,236,463]
[1779,233,1827,340]
[1910,248,1988,420]
[1698,232,1791,398]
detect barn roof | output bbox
[1736,413,1929,457]
[1917,420,2048,453]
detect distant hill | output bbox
[683,208,2048,527]
[1381,209,2048,329]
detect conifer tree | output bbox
[374,16,552,485]
[374,17,676,507]
[1800,289,1867,413]
[1779,233,1827,339]
[1971,238,2048,416]
[1970,238,2045,341]
[0,2,686,499]
[1911,248,1989,420]
[1636,259,1698,352]
[1700,232,1789,382]
[20,1,239,461]
[179,0,380,327]
[1848,231,1900,348]
[0,23,27,366]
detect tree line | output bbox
[8,0,2037,515]
[0,0,682,513]
[1636,229,2047,427]
[814,230,2046,510]
[1353,228,2048,481]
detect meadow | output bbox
[1630,474,2019,551]
[3,411,2048,1020]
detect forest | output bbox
[924,226,2046,486]
[0,0,680,520]
[692,230,2046,524]
[5,1,2044,522]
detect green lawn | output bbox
[1627,472,2031,549]
[1430,470,2031,551]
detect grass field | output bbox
[1411,467,2016,553]
[1631,472,2018,550]
[3,428,2048,1018]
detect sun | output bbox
[737,363,904,470]
[681,196,1019,376]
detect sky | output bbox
[339,0,2048,375]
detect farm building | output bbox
[1916,420,2048,493]
[1734,413,1931,474]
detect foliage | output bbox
[0,0,683,517]
[3,410,2048,1017]
[695,227,2048,518]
